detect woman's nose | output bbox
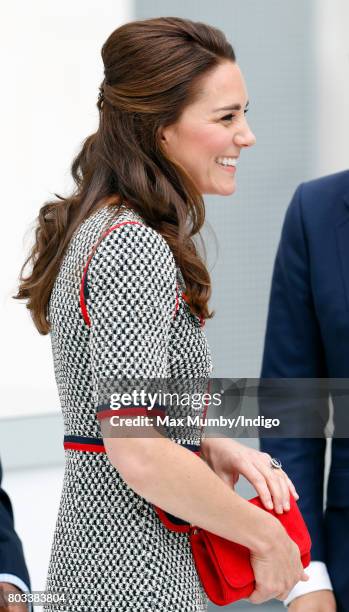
[234,122,256,148]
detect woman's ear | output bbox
[158,122,177,149]
[157,124,177,160]
[156,128,171,158]
[158,126,169,147]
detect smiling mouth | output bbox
[215,160,237,174]
[217,164,236,174]
[215,156,238,168]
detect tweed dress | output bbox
[45,202,213,612]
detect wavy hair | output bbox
[14,16,235,334]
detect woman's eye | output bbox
[221,114,234,122]
[221,109,249,122]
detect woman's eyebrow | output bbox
[213,100,250,112]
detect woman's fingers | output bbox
[261,470,285,512]
[265,468,291,513]
[257,453,299,512]
[240,463,274,509]
[234,449,300,512]
[286,474,300,500]
[245,460,294,512]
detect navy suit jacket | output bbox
[259,170,349,607]
[0,459,30,589]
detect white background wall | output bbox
[0,0,133,420]
[315,0,349,175]
[2,0,349,418]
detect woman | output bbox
[14,17,308,611]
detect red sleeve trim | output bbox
[96,407,166,421]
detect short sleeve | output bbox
[85,223,177,416]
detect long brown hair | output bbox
[14,16,235,334]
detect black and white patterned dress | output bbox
[45,203,213,612]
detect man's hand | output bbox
[0,582,28,612]
[288,589,336,611]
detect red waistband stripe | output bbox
[63,435,106,453]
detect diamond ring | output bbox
[270,457,282,470]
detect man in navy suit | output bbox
[0,459,30,612]
[259,170,349,611]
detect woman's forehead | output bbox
[190,62,248,113]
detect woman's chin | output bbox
[202,179,237,196]
[217,181,237,196]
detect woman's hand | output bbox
[200,437,299,513]
[248,523,309,604]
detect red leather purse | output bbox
[188,493,312,606]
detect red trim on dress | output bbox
[79,219,204,327]
[182,292,205,327]
[96,407,166,421]
[79,221,144,327]
[174,282,179,320]
[64,442,106,453]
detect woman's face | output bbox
[160,61,255,195]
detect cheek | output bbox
[182,125,228,159]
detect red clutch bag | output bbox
[189,493,312,606]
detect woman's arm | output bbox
[102,426,308,605]
[103,426,277,551]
